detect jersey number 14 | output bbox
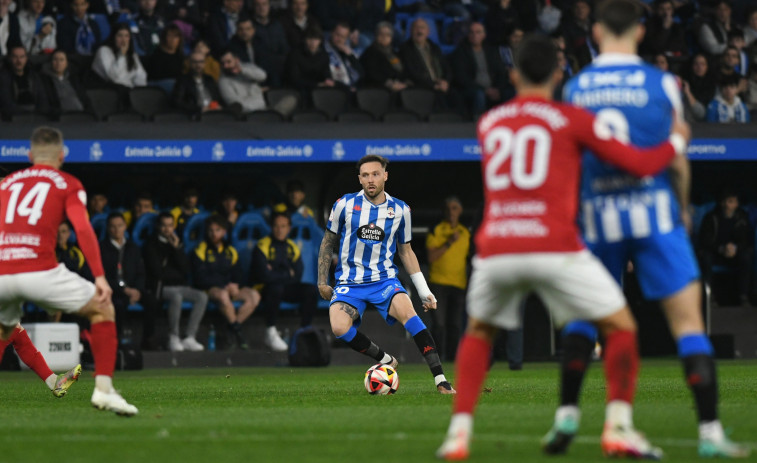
[4,183,51,226]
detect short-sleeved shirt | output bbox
[426,221,470,289]
[327,190,412,285]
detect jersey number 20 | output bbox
[4,183,51,226]
[484,125,551,191]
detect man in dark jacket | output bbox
[172,50,224,116]
[56,0,103,57]
[206,0,248,57]
[100,212,160,349]
[450,22,513,116]
[251,213,317,352]
[0,45,52,120]
[284,25,332,94]
[144,212,208,352]
[190,214,260,349]
[698,189,753,306]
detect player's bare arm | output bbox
[397,243,437,311]
[669,154,692,231]
[317,230,338,300]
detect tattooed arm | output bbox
[317,230,339,300]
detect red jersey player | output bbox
[436,35,690,460]
[0,127,137,416]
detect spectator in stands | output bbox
[56,220,92,280]
[0,0,22,58]
[640,0,687,58]
[171,186,200,237]
[399,18,460,111]
[699,0,733,57]
[324,21,362,90]
[173,50,224,116]
[706,74,750,123]
[727,29,749,77]
[251,0,289,87]
[163,0,203,31]
[497,27,522,70]
[218,48,267,113]
[560,0,596,68]
[251,212,318,352]
[228,17,257,64]
[188,38,220,81]
[359,21,407,92]
[484,0,520,47]
[218,191,241,226]
[279,0,319,51]
[44,48,89,114]
[275,179,314,218]
[425,196,469,362]
[87,0,136,18]
[92,22,147,90]
[717,46,748,92]
[681,53,716,121]
[144,23,184,93]
[134,0,165,56]
[144,212,208,352]
[697,188,753,307]
[191,214,261,350]
[206,0,248,57]
[0,45,52,119]
[745,63,757,111]
[450,22,512,116]
[745,8,757,48]
[122,191,155,228]
[19,0,56,54]
[101,212,160,349]
[653,53,670,72]
[284,24,333,94]
[88,191,109,216]
[56,0,102,57]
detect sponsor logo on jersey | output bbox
[357,223,385,243]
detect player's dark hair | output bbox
[105,23,137,71]
[514,34,558,85]
[718,187,739,202]
[597,0,642,36]
[719,72,740,88]
[106,211,126,225]
[356,155,389,172]
[30,126,63,147]
[270,211,291,226]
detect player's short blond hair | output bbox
[30,126,64,161]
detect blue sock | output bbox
[677,333,717,422]
[404,315,426,336]
[562,320,598,342]
[677,333,713,358]
[336,326,357,343]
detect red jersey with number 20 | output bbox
[475,96,679,258]
[0,165,104,277]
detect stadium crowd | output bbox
[0,0,756,122]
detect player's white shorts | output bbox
[0,264,96,327]
[466,250,626,330]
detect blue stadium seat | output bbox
[230,212,271,284]
[183,211,211,254]
[290,213,324,286]
[90,212,109,241]
[691,201,715,240]
[131,212,157,247]
[91,14,111,43]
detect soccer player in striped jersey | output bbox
[543,0,748,458]
[317,155,455,394]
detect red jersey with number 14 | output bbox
[475,96,678,258]
[0,165,104,277]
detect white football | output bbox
[364,363,399,395]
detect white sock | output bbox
[447,413,473,437]
[95,375,113,392]
[699,420,725,442]
[44,374,57,390]
[605,400,633,429]
[434,374,447,386]
[555,405,581,424]
[380,353,393,364]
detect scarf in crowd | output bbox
[375,43,402,73]
[712,94,748,122]
[106,0,121,15]
[75,17,96,55]
[324,40,359,86]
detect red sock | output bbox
[453,334,493,415]
[90,321,117,377]
[603,330,639,404]
[12,327,55,381]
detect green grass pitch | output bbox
[1,360,755,463]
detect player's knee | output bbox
[330,322,351,337]
[465,318,498,342]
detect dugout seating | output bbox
[230,212,271,285]
[131,212,157,247]
[91,212,109,240]
[182,211,211,253]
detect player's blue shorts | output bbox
[330,277,407,327]
[587,225,700,300]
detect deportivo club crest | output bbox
[386,207,395,219]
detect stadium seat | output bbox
[290,213,324,286]
[200,110,240,122]
[183,211,211,253]
[336,110,374,123]
[230,212,271,284]
[382,111,420,123]
[129,87,171,120]
[131,212,157,247]
[9,113,49,123]
[265,88,300,113]
[152,112,191,122]
[427,112,464,123]
[245,110,285,124]
[291,110,330,123]
[58,111,98,123]
[311,87,350,120]
[691,201,715,239]
[91,14,111,44]
[400,88,435,119]
[90,213,109,241]
[397,12,443,45]
[356,88,392,119]
[106,112,143,123]
[86,88,120,121]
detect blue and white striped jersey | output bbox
[327,190,412,285]
[564,53,684,244]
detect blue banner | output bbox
[0,137,753,163]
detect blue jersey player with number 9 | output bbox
[541,0,749,458]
